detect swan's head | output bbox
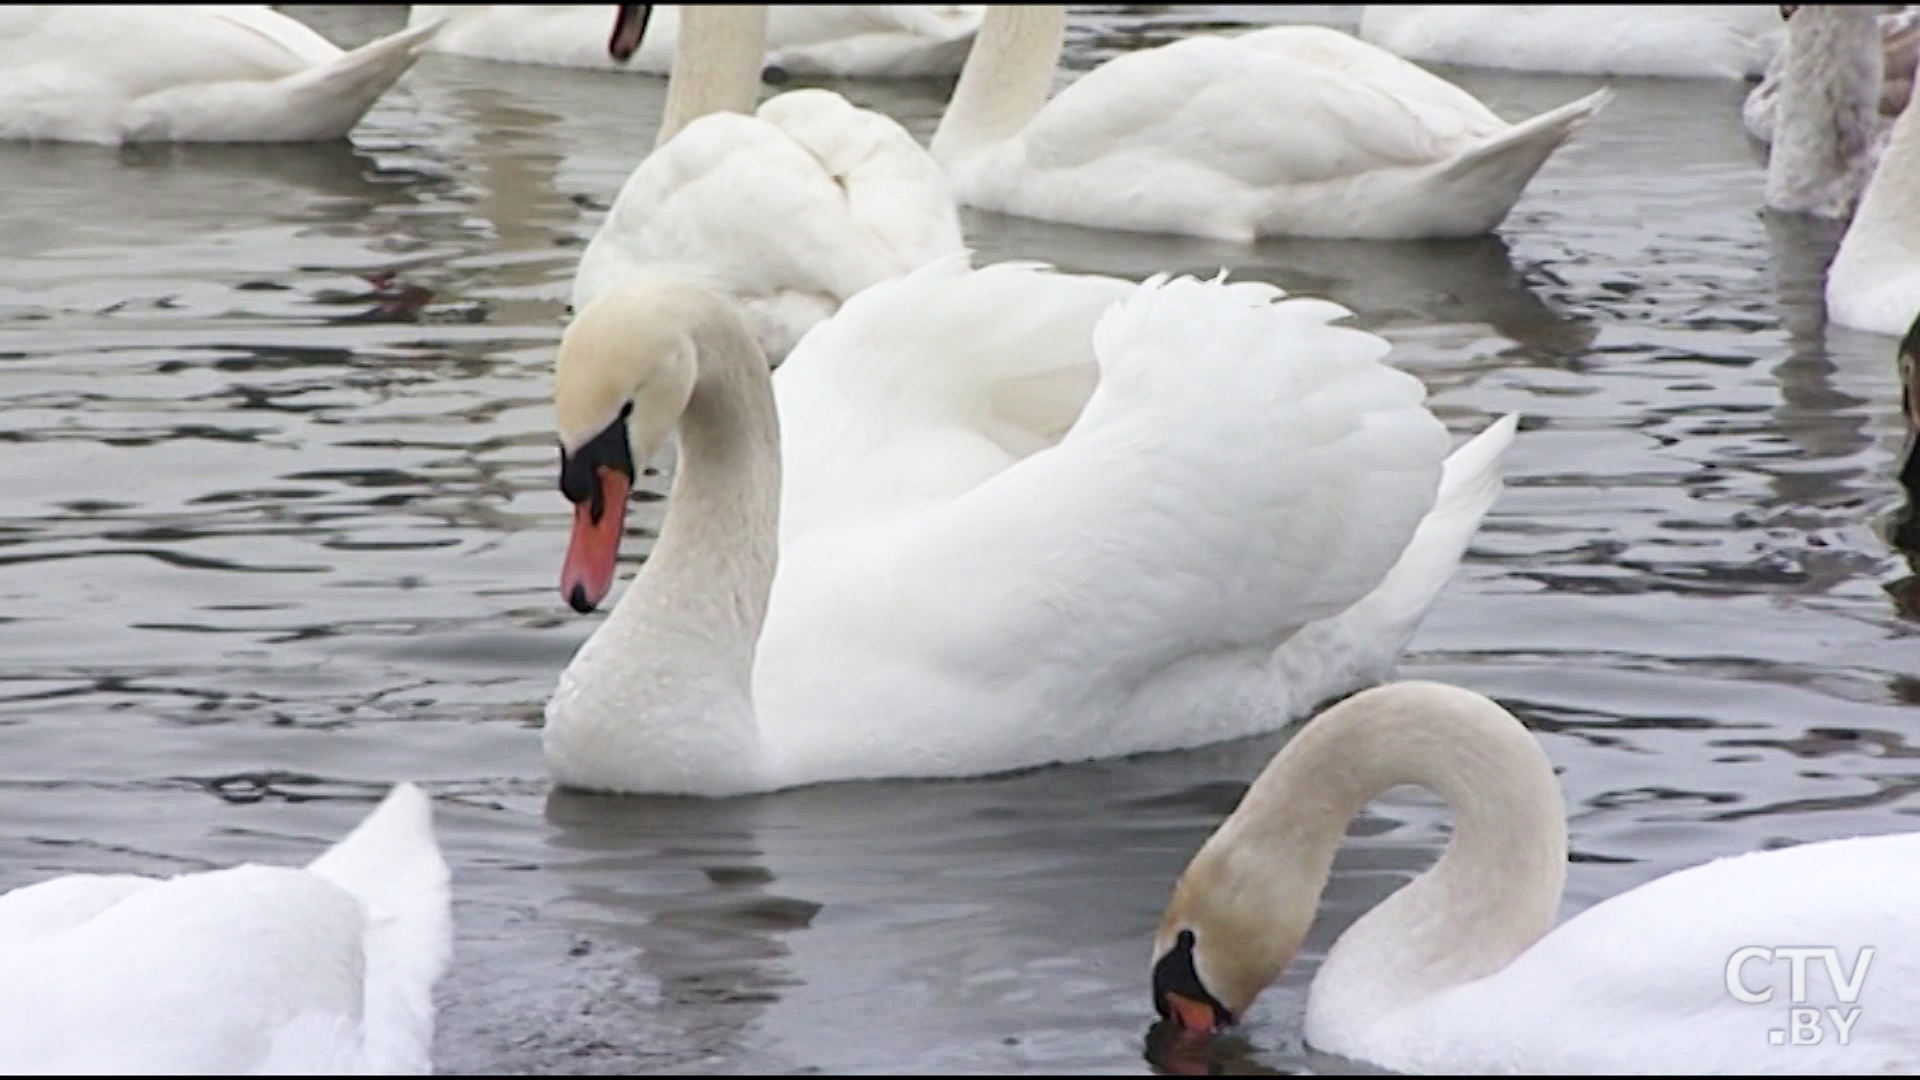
[1151,827,1313,1035]
[610,5,651,62]
[553,286,699,613]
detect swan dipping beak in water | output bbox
[1149,680,1920,1073]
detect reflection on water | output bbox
[1,4,1918,1075]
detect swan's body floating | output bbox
[1815,8,1920,337]
[1153,681,1920,1073]
[0,784,451,1074]
[573,6,964,363]
[1767,7,1920,334]
[409,5,982,79]
[1358,5,1784,79]
[544,263,1517,796]
[929,8,1610,241]
[0,6,444,144]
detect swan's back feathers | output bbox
[0,872,159,950]
[1357,5,1783,80]
[781,257,1130,401]
[755,271,1456,781]
[1016,34,1500,186]
[0,865,370,1073]
[0,7,439,143]
[304,782,453,1075]
[774,258,1134,540]
[0,7,334,92]
[191,5,349,67]
[914,4,986,40]
[575,114,903,325]
[884,273,1448,682]
[1269,414,1517,712]
[1371,830,1920,1073]
[954,25,1598,240]
[762,5,984,78]
[573,95,965,360]
[1232,25,1506,133]
[769,4,983,47]
[0,783,449,1074]
[754,90,965,273]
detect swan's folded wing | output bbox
[0,865,370,1073]
[1014,35,1501,189]
[1361,5,1783,80]
[1229,25,1506,132]
[766,4,982,46]
[1392,831,1920,1073]
[0,6,342,93]
[0,872,159,950]
[774,259,1136,541]
[754,90,965,272]
[865,274,1449,685]
[573,110,944,318]
[189,6,347,67]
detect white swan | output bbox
[1151,680,1920,1073]
[1763,5,1889,219]
[543,261,1518,796]
[1743,7,1920,146]
[1358,5,1785,79]
[927,7,1611,241]
[1762,7,1920,335]
[409,5,983,79]
[1827,22,1920,336]
[0,6,445,144]
[572,5,964,363]
[0,783,451,1074]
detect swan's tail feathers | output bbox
[1433,88,1612,232]
[1270,414,1519,695]
[1429,412,1519,531]
[306,783,452,1074]
[274,19,446,140]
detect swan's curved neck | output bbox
[929,5,1065,165]
[599,287,781,781]
[1218,683,1566,1031]
[657,5,768,149]
[1767,6,1883,218]
[646,295,781,635]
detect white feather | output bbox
[1358,5,1785,79]
[0,784,451,1074]
[0,6,442,144]
[1329,831,1920,1072]
[574,88,966,363]
[934,17,1609,241]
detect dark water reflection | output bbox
[0,5,1916,1075]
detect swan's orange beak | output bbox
[1163,991,1224,1035]
[561,466,630,613]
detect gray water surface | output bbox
[1,5,1916,1074]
